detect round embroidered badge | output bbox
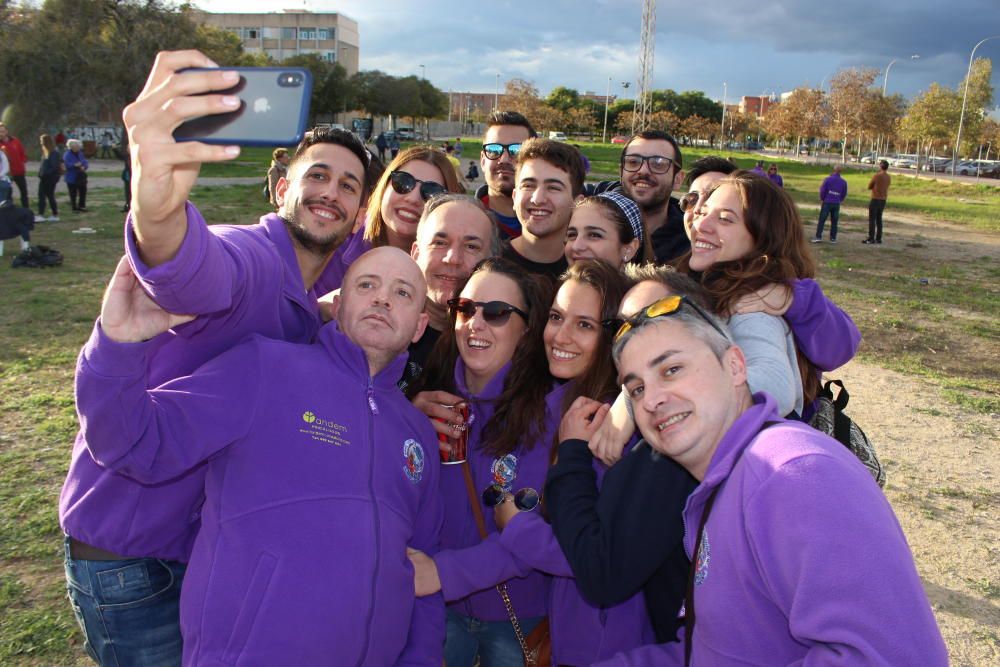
[403,439,425,484]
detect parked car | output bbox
[894,157,917,169]
[610,135,629,144]
[395,127,417,140]
[745,141,764,150]
[549,131,568,141]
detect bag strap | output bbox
[460,461,533,662]
[825,379,850,411]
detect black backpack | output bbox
[809,379,885,487]
[11,244,64,268]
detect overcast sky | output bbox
[193,0,1000,107]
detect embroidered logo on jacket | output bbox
[491,454,518,491]
[403,439,425,484]
[299,410,350,446]
[694,527,711,586]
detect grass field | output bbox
[0,140,997,664]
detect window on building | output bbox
[323,52,335,62]
[317,28,332,40]
[281,27,296,40]
[300,27,316,40]
[262,27,280,39]
[247,28,259,40]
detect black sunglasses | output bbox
[389,170,446,202]
[448,298,529,326]
[482,143,522,160]
[482,484,540,512]
[621,153,679,175]
[614,295,730,342]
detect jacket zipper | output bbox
[355,377,380,666]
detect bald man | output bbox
[75,247,444,665]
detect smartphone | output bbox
[173,67,313,146]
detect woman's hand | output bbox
[411,390,467,443]
[407,548,442,597]
[558,396,609,443]
[588,391,636,466]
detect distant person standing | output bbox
[375,131,388,162]
[266,148,290,208]
[0,150,11,204]
[767,163,783,187]
[453,137,463,160]
[751,160,766,175]
[99,131,114,159]
[37,134,62,221]
[390,134,401,159]
[0,122,30,209]
[54,129,67,153]
[812,165,848,243]
[864,160,891,245]
[64,139,89,212]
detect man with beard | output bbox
[590,130,688,264]
[501,137,585,280]
[475,111,537,239]
[60,50,372,666]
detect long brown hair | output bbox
[556,260,629,413]
[40,134,55,157]
[676,170,819,403]
[407,257,554,458]
[363,146,463,248]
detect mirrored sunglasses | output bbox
[447,298,529,326]
[678,191,702,213]
[482,484,540,512]
[614,295,730,342]
[389,170,446,202]
[482,143,522,160]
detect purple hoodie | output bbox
[76,321,444,666]
[785,278,860,372]
[433,359,557,621]
[595,394,947,666]
[820,172,849,204]
[60,205,324,561]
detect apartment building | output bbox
[192,8,360,75]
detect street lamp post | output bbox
[720,82,727,149]
[602,76,612,143]
[883,54,919,95]
[953,35,1000,175]
[419,64,426,80]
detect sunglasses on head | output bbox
[447,298,529,326]
[614,295,730,342]
[482,143,522,160]
[678,191,702,213]
[621,153,679,175]
[389,170,446,202]
[482,484,540,512]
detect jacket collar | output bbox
[258,213,319,314]
[454,358,512,403]
[317,321,407,390]
[698,392,783,493]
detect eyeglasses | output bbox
[447,298,529,326]
[621,153,679,175]
[482,484,540,512]
[482,143,522,160]
[614,295,730,342]
[389,170,446,202]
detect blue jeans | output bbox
[64,537,185,666]
[445,609,544,667]
[815,202,841,240]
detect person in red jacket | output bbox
[0,123,30,210]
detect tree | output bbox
[504,78,562,132]
[827,67,880,161]
[546,86,580,112]
[0,0,257,136]
[763,88,826,153]
[674,90,723,122]
[957,57,995,155]
[899,83,961,157]
[282,53,339,123]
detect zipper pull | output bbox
[367,380,379,414]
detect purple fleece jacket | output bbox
[785,278,860,372]
[596,394,947,666]
[820,172,849,204]
[60,205,324,561]
[433,359,557,621]
[76,321,444,666]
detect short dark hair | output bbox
[485,111,538,139]
[515,138,586,197]
[879,160,890,170]
[290,127,373,198]
[684,155,737,188]
[621,130,683,169]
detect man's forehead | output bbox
[485,124,531,143]
[627,137,675,158]
[296,143,364,174]
[518,159,570,185]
